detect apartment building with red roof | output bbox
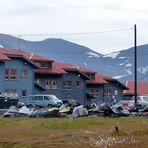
[0,48,127,106]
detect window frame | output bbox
[104,89,112,96]
[76,81,81,88]
[21,69,28,78]
[45,79,58,90]
[63,80,72,90]
[21,89,27,97]
[5,69,17,80]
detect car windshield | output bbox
[131,96,140,101]
[143,96,148,102]
[46,95,59,100]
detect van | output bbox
[26,94,63,108]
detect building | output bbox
[0,48,127,105]
[123,81,148,100]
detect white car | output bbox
[128,95,148,108]
[26,94,63,108]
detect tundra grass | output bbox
[0,117,147,148]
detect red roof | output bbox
[0,48,53,62]
[124,81,148,95]
[55,61,96,73]
[0,53,11,61]
[96,73,115,81]
[34,62,67,75]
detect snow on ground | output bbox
[103,52,120,59]
[138,66,148,74]
[87,52,100,58]
[0,44,4,48]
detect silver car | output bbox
[26,94,63,108]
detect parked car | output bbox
[26,94,63,108]
[128,95,148,108]
[0,93,18,109]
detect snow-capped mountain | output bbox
[0,33,147,81]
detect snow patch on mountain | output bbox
[87,52,100,58]
[125,69,132,74]
[103,52,120,59]
[0,44,4,48]
[113,74,129,79]
[84,62,87,66]
[118,57,126,59]
[119,63,125,66]
[138,66,148,74]
[125,63,132,67]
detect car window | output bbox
[28,96,33,100]
[34,96,43,100]
[143,96,148,102]
[44,96,49,100]
[131,96,140,101]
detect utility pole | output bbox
[134,24,137,107]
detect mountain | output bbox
[0,33,148,81]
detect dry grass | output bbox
[0,117,147,148]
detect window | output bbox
[114,90,118,95]
[45,79,58,89]
[88,88,100,97]
[36,62,48,68]
[5,69,17,80]
[5,89,17,93]
[21,69,27,77]
[34,96,43,100]
[88,74,95,80]
[63,81,72,90]
[21,90,27,97]
[104,89,112,96]
[76,81,80,88]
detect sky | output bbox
[0,0,148,54]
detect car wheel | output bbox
[27,104,33,108]
[48,104,52,108]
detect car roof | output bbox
[28,94,56,96]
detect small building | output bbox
[123,81,148,100]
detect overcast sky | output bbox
[0,0,148,54]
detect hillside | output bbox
[0,33,148,81]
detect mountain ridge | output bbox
[0,33,148,81]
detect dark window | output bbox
[21,69,27,77]
[88,74,95,80]
[63,81,72,90]
[35,62,48,68]
[5,69,17,80]
[45,79,58,89]
[88,88,100,97]
[5,89,17,93]
[76,81,80,88]
[104,89,112,96]
[21,90,27,97]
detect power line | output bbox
[8,27,133,37]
